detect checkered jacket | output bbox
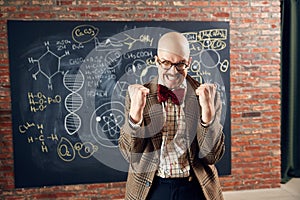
[119,75,225,200]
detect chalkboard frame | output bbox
[7,20,231,188]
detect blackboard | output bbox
[7,20,231,188]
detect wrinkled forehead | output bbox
[157,32,190,60]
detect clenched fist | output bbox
[128,84,150,123]
[195,83,217,125]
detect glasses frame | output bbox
[156,57,189,72]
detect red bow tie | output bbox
[157,84,185,105]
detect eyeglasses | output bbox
[156,57,189,71]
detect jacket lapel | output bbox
[143,77,164,150]
[184,75,202,161]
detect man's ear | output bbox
[189,56,192,64]
[154,55,159,66]
[187,56,192,68]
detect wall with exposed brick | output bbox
[0,0,281,199]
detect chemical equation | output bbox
[123,33,154,49]
[56,39,72,51]
[18,122,98,161]
[19,122,58,153]
[80,54,117,98]
[198,29,227,50]
[72,24,99,44]
[28,92,61,112]
[123,50,154,60]
[57,137,98,162]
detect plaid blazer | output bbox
[119,75,225,200]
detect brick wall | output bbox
[0,0,281,199]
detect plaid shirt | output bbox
[156,81,190,178]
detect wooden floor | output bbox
[223,178,300,200]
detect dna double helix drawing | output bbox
[63,70,84,135]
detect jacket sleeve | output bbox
[118,91,147,163]
[197,91,225,165]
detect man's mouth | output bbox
[166,74,179,81]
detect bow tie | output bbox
[157,84,185,105]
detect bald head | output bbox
[157,32,190,60]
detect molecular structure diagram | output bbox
[28,41,70,90]
[90,102,125,148]
[27,92,61,112]
[98,112,123,138]
[19,122,59,153]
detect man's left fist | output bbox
[195,83,217,125]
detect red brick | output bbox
[252,48,270,53]
[76,0,101,6]
[231,94,251,100]
[20,6,41,11]
[31,194,58,199]
[232,140,250,146]
[68,6,89,12]
[144,1,166,6]
[252,139,271,145]
[261,87,281,93]
[168,13,189,18]
[0,6,17,12]
[189,1,209,6]
[86,183,108,190]
[211,2,229,6]
[91,6,112,12]
[55,0,75,6]
[222,181,242,187]
[148,13,169,19]
[213,12,230,18]
[251,1,270,6]
[32,0,53,5]
[100,188,121,196]
[136,7,156,12]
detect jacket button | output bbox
[146,181,151,187]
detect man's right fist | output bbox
[128,84,150,123]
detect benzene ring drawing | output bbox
[28,43,69,90]
[90,102,125,148]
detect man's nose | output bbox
[169,65,179,73]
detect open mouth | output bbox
[166,74,180,81]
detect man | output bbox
[119,32,225,200]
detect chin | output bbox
[163,76,184,89]
[165,82,180,89]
